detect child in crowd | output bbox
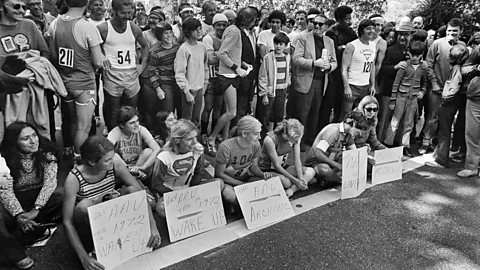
[174,17,209,127]
[426,45,470,168]
[258,119,316,197]
[152,110,177,147]
[304,111,368,184]
[151,119,223,218]
[216,116,273,205]
[256,32,291,138]
[385,41,427,157]
[107,106,161,180]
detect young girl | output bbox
[152,110,177,147]
[258,119,315,197]
[62,136,160,270]
[426,45,469,168]
[215,116,273,205]
[107,106,161,180]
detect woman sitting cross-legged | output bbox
[0,121,63,270]
[258,119,316,197]
[151,119,224,218]
[62,135,160,270]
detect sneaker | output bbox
[425,161,445,168]
[205,139,217,156]
[427,144,436,153]
[418,145,429,155]
[16,257,34,269]
[73,154,82,167]
[200,134,208,146]
[457,169,479,178]
[451,152,466,163]
[130,169,147,181]
[403,148,415,158]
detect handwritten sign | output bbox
[372,146,403,185]
[88,190,151,270]
[164,181,226,242]
[341,147,368,200]
[234,177,295,230]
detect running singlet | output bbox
[156,150,201,191]
[103,20,136,69]
[347,39,376,86]
[216,138,261,181]
[258,132,292,171]
[72,167,116,203]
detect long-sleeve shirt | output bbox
[148,43,180,89]
[174,41,208,91]
[426,38,466,91]
[391,60,428,101]
[442,65,463,99]
[0,153,57,216]
[218,25,242,77]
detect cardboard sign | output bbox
[341,147,368,200]
[372,147,404,185]
[88,190,152,270]
[164,181,226,242]
[234,177,295,230]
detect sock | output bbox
[201,121,208,135]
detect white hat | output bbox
[213,13,228,25]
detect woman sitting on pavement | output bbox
[353,96,387,152]
[107,106,161,181]
[0,122,63,270]
[258,119,316,197]
[62,135,160,270]
[152,110,178,148]
[151,119,224,218]
[216,116,273,205]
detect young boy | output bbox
[174,17,209,127]
[385,41,427,157]
[256,32,291,138]
[304,111,368,184]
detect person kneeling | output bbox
[304,111,368,185]
[62,136,160,270]
[151,119,224,218]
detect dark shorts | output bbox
[218,75,240,93]
[206,78,223,96]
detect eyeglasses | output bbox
[365,107,378,112]
[27,2,41,7]
[9,3,27,10]
[311,21,324,27]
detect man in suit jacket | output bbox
[292,14,337,146]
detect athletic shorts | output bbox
[218,75,240,93]
[103,67,141,98]
[64,89,97,106]
[206,79,223,96]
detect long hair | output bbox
[154,110,171,143]
[163,119,197,154]
[356,95,379,127]
[0,122,58,180]
[273,119,304,142]
[235,115,261,137]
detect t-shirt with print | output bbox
[0,19,49,57]
[304,123,354,166]
[154,150,202,191]
[107,125,154,166]
[216,137,261,181]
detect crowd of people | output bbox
[0,0,479,268]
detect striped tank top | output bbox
[72,167,116,202]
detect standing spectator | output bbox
[174,17,208,127]
[200,1,216,38]
[205,7,255,156]
[87,0,105,26]
[420,18,466,154]
[326,5,357,123]
[382,27,397,47]
[24,0,55,34]
[142,9,164,47]
[148,24,181,115]
[257,10,287,59]
[287,10,307,52]
[48,0,104,162]
[413,16,424,30]
[385,41,427,156]
[426,45,469,168]
[292,14,337,148]
[201,14,227,142]
[369,14,387,80]
[341,19,376,119]
[172,3,194,44]
[132,1,148,31]
[376,21,414,142]
[97,0,149,131]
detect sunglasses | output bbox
[365,107,379,112]
[311,21,324,27]
[9,3,27,10]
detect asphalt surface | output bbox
[2,150,480,270]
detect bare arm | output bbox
[342,43,354,97]
[375,39,386,77]
[214,162,246,186]
[264,137,297,182]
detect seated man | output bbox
[107,106,161,181]
[304,111,368,184]
[150,119,223,218]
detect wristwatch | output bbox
[34,205,42,211]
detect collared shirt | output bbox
[243,28,256,58]
[305,122,353,166]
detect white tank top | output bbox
[347,39,376,86]
[103,20,136,69]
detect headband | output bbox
[180,7,194,13]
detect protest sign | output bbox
[88,190,152,270]
[372,146,404,185]
[164,181,226,242]
[234,177,295,230]
[341,147,368,200]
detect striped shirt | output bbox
[72,167,116,202]
[148,42,180,89]
[275,56,287,90]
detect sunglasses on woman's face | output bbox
[9,3,27,10]
[365,107,379,112]
[311,21,324,28]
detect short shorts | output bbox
[103,67,141,98]
[64,89,97,106]
[218,75,240,94]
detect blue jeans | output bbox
[256,88,287,138]
[422,91,442,144]
[385,93,418,148]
